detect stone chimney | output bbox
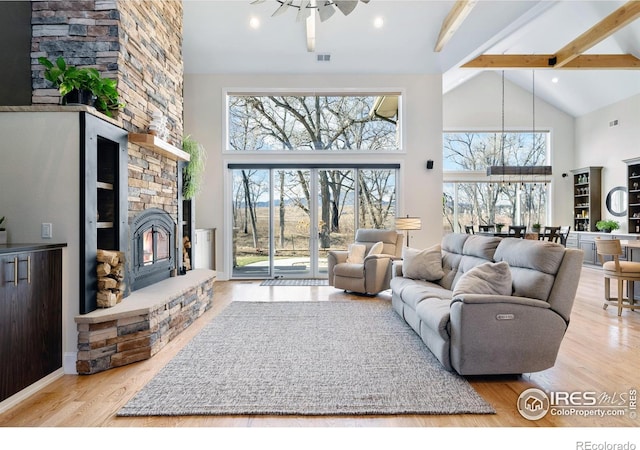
[30,0,184,222]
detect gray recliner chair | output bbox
[327,229,404,295]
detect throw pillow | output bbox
[367,241,384,257]
[452,261,512,298]
[402,244,444,281]
[346,244,366,264]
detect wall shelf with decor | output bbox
[570,167,602,232]
[624,158,640,233]
[129,133,190,162]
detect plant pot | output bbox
[63,89,96,107]
[602,229,612,233]
[0,230,6,244]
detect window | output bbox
[230,165,397,278]
[442,132,550,232]
[227,94,400,151]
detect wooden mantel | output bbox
[128,133,190,162]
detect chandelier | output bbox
[486,70,552,179]
[251,0,370,22]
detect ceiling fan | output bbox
[251,0,370,22]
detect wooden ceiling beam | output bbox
[553,0,640,68]
[434,0,477,52]
[462,54,553,68]
[462,54,640,69]
[563,54,640,69]
[462,1,640,70]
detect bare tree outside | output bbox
[443,132,549,232]
[228,94,400,276]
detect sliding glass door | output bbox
[231,165,396,279]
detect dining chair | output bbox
[594,237,639,316]
[508,225,526,238]
[479,224,494,233]
[541,226,561,243]
[464,225,475,235]
[559,225,571,246]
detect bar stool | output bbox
[595,237,640,316]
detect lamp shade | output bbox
[395,216,422,231]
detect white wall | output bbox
[443,72,576,227]
[184,74,443,279]
[0,111,80,373]
[575,94,640,233]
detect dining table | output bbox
[477,231,545,240]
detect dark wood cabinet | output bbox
[571,167,602,232]
[0,246,63,403]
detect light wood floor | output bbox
[0,266,638,428]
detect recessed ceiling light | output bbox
[249,17,260,29]
[373,17,384,28]
[551,77,559,84]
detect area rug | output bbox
[118,301,495,416]
[260,278,329,286]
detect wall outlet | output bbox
[41,223,52,239]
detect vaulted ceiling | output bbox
[182,0,640,117]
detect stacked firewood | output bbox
[96,249,126,307]
[183,236,192,271]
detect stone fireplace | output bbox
[130,207,177,291]
[19,1,219,375]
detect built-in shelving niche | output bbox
[81,113,128,314]
[625,158,640,234]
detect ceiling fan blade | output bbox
[296,0,311,21]
[271,0,293,17]
[334,1,358,16]
[249,0,266,4]
[317,2,335,22]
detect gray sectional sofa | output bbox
[391,233,584,376]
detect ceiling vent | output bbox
[316,53,331,62]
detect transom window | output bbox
[227,93,401,152]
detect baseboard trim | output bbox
[63,351,78,375]
[0,368,64,414]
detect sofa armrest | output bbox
[391,259,403,278]
[363,253,396,293]
[328,250,349,264]
[327,250,348,286]
[449,293,568,375]
[363,252,396,262]
[451,294,551,310]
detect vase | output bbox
[63,89,96,107]
[0,230,6,244]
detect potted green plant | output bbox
[39,56,96,105]
[38,56,123,117]
[0,216,6,244]
[182,135,207,200]
[596,219,620,233]
[495,223,505,232]
[532,223,541,233]
[91,75,124,117]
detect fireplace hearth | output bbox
[130,208,176,291]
